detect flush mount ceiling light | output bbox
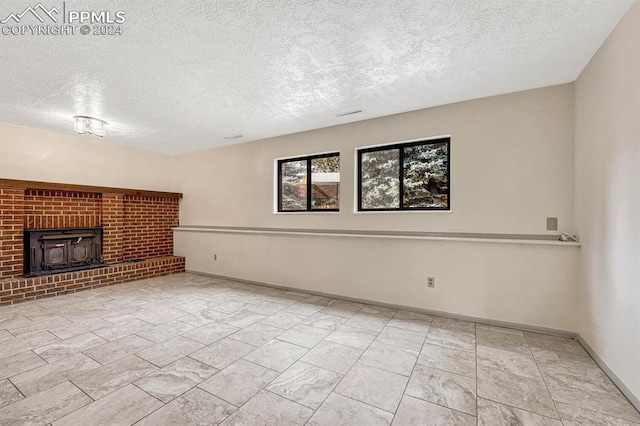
[74,115,107,137]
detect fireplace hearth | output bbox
[24,227,103,276]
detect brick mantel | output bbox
[0,178,182,199]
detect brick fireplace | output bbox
[0,180,185,306]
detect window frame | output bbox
[357,137,451,212]
[277,152,341,213]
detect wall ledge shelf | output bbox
[174,226,581,247]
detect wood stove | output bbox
[24,227,103,276]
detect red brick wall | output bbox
[123,196,179,261]
[0,189,25,279]
[24,190,101,229]
[0,186,180,280]
[102,193,124,264]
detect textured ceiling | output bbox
[0,0,635,154]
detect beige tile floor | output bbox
[0,273,638,425]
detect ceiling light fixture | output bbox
[224,134,243,140]
[335,110,362,118]
[74,115,107,137]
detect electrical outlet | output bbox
[546,217,558,231]
[427,277,435,288]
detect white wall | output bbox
[574,1,640,402]
[0,122,174,191]
[174,85,580,332]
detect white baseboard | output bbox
[577,334,640,413]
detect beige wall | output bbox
[175,84,575,235]
[575,1,640,402]
[175,230,579,331]
[0,122,174,191]
[174,85,580,332]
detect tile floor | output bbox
[0,273,638,425]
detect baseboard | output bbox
[186,269,577,339]
[577,334,640,413]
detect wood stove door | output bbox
[70,238,94,266]
[43,241,70,271]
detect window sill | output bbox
[273,211,341,215]
[352,209,453,214]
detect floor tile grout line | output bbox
[414,345,478,377]
[405,393,480,419]
[356,349,420,378]
[537,356,640,424]
[45,381,95,424]
[475,331,569,421]
[265,356,342,419]
[413,323,478,415]
[524,333,563,422]
[183,297,345,416]
[31,332,107,365]
[326,308,400,415]
[6,327,26,339]
[392,315,435,425]
[130,382,166,405]
[68,379,96,402]
[79,348,106,366]
[6,376,27,399]
[554,398,640,424]
[420,336,477,354]
[244,315,336,369]
[250,299,364,386]
[195,374,278,422]
[475,329,573,423]
[193,384,240,414]
[295,303,384,420]
[477,395,569,422]
[319,391,398,419]
[236,357,281,374]
[422,319,573,421]
[67,380,166,423]
[260,387,319,415]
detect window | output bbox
[358,138,450,211]
[278,153,340,212]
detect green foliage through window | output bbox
[358,138,450,211]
